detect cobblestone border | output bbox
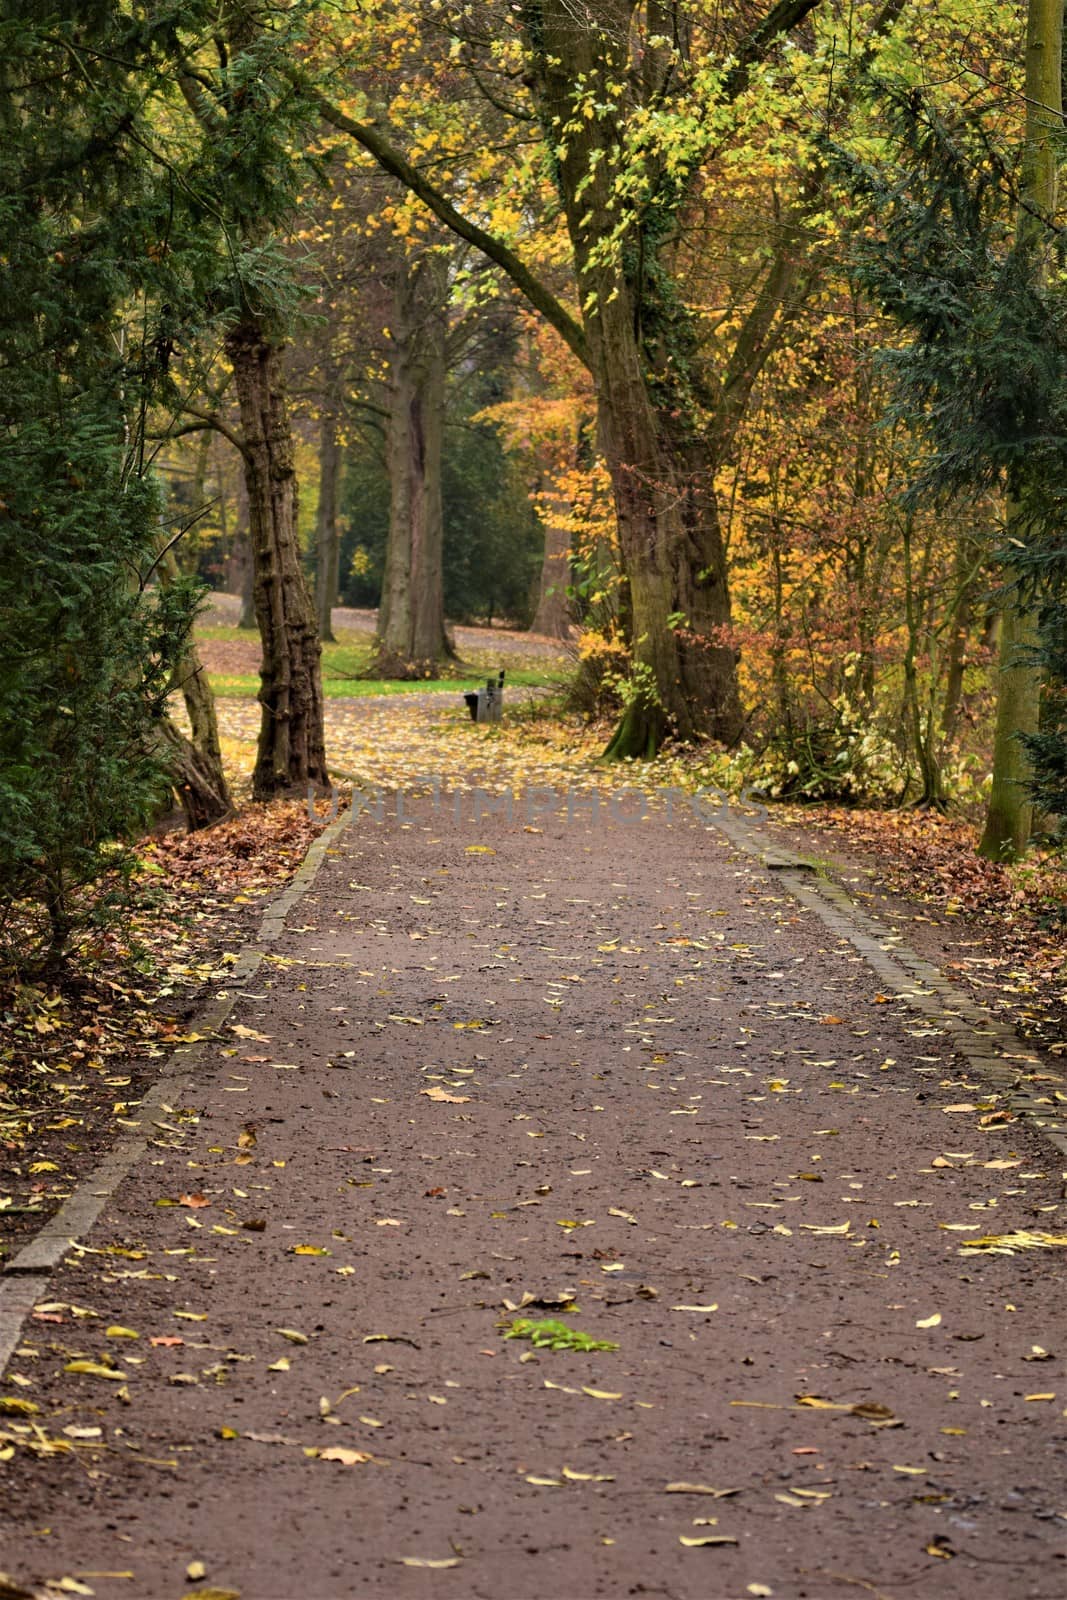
[711,807,1067,1164]
[0,805,352,1374]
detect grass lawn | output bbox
[196,625,574,699]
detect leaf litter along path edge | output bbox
[1,791,1066,1600]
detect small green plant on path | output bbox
[503,1317,618,1352]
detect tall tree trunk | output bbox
[900,513,946,808]
[530,481,573,638]
[523,2,743,756]
[315,364,343,643]
[226,315,328,799]
[371,260,454,679]
[979,603,1041,858]
[979,0,1061,859]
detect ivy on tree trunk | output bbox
[227,317,329,800]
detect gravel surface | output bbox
[1,794,1065,1600]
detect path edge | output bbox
[0,803,352,1375]
[711,806,1067,1166]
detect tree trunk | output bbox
[230,470,257,628]
[371,260,455,678]
[522,2,743,756]
[159,717,232,831]
[901,514,946,808]
[978,0,1061,859]
[158,547,231,827]
[978,601,1040,858]
[226,315,329,799]
[315,366,343,643]
[530,483,573,638]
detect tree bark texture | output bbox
[979,0,1061,859]
[315,365,343,643]
[226,316,328,798]
[158,546,231,827]
[373,260,454,678]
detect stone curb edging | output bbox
[711,807,1067,1165]
[0,804,352,1375]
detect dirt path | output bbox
[2,785,1065,1600]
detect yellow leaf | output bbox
[916,1313,942,1328]
[581,1386,622,1400]
[319,1446,372,1464]
[63,1360,125,1381]
[664,1482,739,1497]
[105,1326,139,1340]
[275,1329,308,1344]
[421,1086,470,1104]
[399,1558,461,1569]
[671,1303,718,1313]
[186,1562,207,1581]
[679,1534,738,1547]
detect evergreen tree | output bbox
[0,3,217,960]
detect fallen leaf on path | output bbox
[679,1535,738,1547]
[399,1558,461,1569]
[318,1447,372,1464]
[959,1231,1067,1255]
[664,1483,739,1497]
[420,1087,470,1103]
[63,1360,124,1381]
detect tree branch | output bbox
[160,410,250,462]
[722,0,826,101]
[304,84,590,370]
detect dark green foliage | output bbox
[833,83,1067,824]
[0,5,212,960]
